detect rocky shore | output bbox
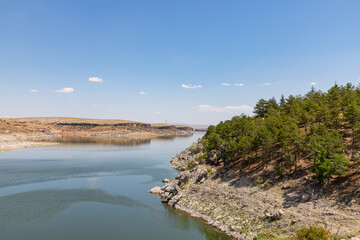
[150,139,360,240]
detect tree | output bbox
[308,125,346,182]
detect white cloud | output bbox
[233,83,244,87]
[92,104,99,107]
[152,111,161,114]
[88,77,103,83]
[139,91,146,95]
[221,83,231,86]
[30,89,39,93]
[55,87,74,93]
[182,84,202,89]
[263,83,271,86]
[197,104,253,113]
[310,82,317,86]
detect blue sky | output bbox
[1,0,360,124]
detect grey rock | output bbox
[176,171,190,185]
[301,194,311,203]
[264,209,284,221]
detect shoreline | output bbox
[0,131,195,153]
[0,141,58,152]
[150,139,360,240]
[0,133,61,152]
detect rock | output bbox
[190,167,208,183]
[164,180,180,193]
[351,237,360,240]
[168,193,183,206]
[149,186,162,195]
[347,199,356,207]
[264,209,284,221]
[176,171,190,185]
[281,184,290,190]
[301,194,311,203]
[162,178,170,184]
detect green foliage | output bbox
[308,125,348,182]
[202,83,360,183]
[255,176,264,186]
[253,232,288,240]
[294,225,333,240]
[207,167,212,175]
[312,153,349,182]
[187,161,197,170]
[273,162,283,176]
[204,131,223,152]
[189,144,202,154]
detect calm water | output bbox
[0,134,231,240]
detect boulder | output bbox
[264,209,284,221]
[149,186,162,195]
[175,171,190,185]
[191,167,208,183]
[301,194,311,203]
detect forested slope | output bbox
[203,83,360,183]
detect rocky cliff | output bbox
[150,139,360,240]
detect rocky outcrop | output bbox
[150,139,360,240]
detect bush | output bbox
[253,233,288,240]
[274,162,284,176]
[294,225,333,240]
[189,144,202,154]
[207,167,212,175]
[255,176,264,186]
[312,153,349,183]
[187,161,197,170]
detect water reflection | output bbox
[0,188,145,232]
[49,136,153,146]
[0,133,232,240]
[46,134,194,147]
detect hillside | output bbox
[150,83,360,240]
[0,117,193,152]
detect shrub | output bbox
[189,144,202,154]
[312,153,349,183]
[294,225,333,240]
[187,161,197,170]
[207,167,212,175]
[255,176,264,186]
[253,232,288,240]
[274,162,284,176]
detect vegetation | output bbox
[187,161,197,170]
[189,143,203,154]
[294,225,333,240]
[203,83,360,182]
[253,232,288,240]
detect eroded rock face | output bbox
[190,167,208,183]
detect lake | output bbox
[0,134,231,240]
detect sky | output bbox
[1,0,360,125]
